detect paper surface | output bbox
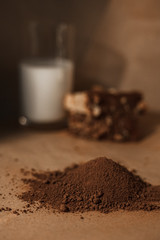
[0,113,160,240]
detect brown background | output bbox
[1,0,160,122]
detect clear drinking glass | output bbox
[19,22,75,128]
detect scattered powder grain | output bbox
[18,157,160,213]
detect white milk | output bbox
[20,58,74,123]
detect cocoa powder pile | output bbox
[19,157,160,213]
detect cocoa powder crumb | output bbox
[60,204,69,212]
[13,210,20,215]
[0,207,12,212]
[18,157,160,214]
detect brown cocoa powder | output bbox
[19,157,160,213]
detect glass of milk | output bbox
[19,23,75,126]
